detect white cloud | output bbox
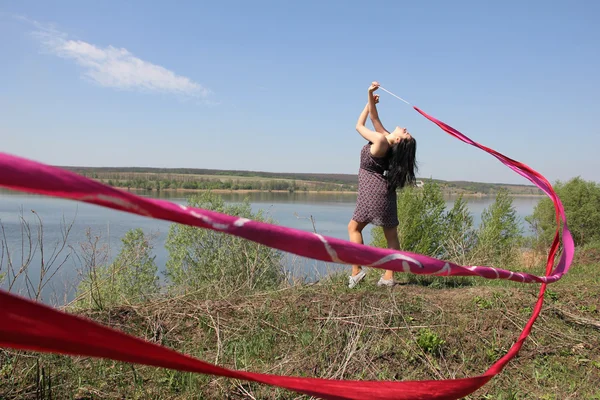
[28,19,211,98]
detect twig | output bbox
[334,319,449,331]
[314,311,391,320]
[551,307,600,330]
[334,324,362,379]
[260,319,295,337]
[294,212,318,233]
[237,383,257,399]
[206,308,222,365]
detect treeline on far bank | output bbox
[78,172,542,195]
[67,167,543,195]
[92,176,356,192]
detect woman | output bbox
[348,81,417,288]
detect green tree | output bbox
[74,228,159,310]
[183,181,198,189]
[371,180,448,258]
[475,189,522,266]
[443,194,477,264]
[165,192,283,295]
[526,177,600,247]
[371,183,522,270]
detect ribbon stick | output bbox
[0,91,573,399]
[378,86,412,105]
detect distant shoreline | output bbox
[55,166,547,197]
[61,167,544,189]
[119,186,546,198]
[0,185,546,198]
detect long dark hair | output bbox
[387,137,417,191]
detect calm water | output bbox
[0,189,541,303]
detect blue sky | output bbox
[1,0,599,184]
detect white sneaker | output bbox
[348,270,366,288]
[377,277,396,287]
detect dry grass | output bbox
[519,249,547,270]
[1,268,599,399]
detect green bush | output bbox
[74,228,159,310]
[164,192,283,296]
[371,181,476,262]
[371,182,522,269]
[371,180,448,258]
[527,177,600,247]
[443,194,477,265]
[474,189,523,267]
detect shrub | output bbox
[74,228,159,310]
[164,192,283,296]
[371,181,477,262]
[473,189,523,267]
[527,177,600,247]
[371,183,522,270]
[443,194,477,265]
[371,180,448,258]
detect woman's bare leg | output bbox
[348,220,368,276]
[382,226,400,281]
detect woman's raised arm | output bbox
[368,81,389,134]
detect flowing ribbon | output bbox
[0,91,573,399]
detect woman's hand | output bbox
[368,81,380,93]
[367,82,388,134]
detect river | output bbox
[0,189,542,303]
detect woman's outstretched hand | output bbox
[368,81,380,93]
[367,82,385,133]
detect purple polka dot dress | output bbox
[351,143,399,228]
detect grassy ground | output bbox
[1,258,598,399]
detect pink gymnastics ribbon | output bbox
[0,93,573,399]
